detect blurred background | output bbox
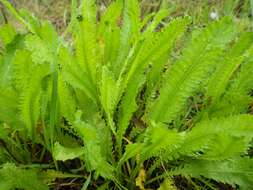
[0,0,252,32]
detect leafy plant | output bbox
[0,0,253,189]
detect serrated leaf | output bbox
[0,163,49,190]
[150,17,236,126]
[172,158,253,189]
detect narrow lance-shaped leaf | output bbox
[98,0,122,68]
[113,0,140,76]
[116,17,190,149]
[178,114,253,156]
[207,47,253,117]
[73,111,115,179]
[206,32,253,101]
[171,158,253,189]
[121,114,253,162]
[78,0,98,85]
[149,17,236,126]
[60,47,97,103]
[100,66,120,134]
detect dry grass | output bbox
[1,0,251,32]
[6,0,71,32]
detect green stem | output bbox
[49,56,59,170]
[49,42,63,170]
[145,172,169,185]
[39,146,46,162]
[49,67,58,148]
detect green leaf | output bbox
[178,114,253,156]
[119,143,143,164]
[53,142,85,161]
[100,66,120,133]
[0,24,16,46]
[25,22,58,65]
[58,75,77,124]
[116,17,190,148]
[113,0,140,75]
[60,47,97,102]
[158,178,177,190]
[0,34,24,87]
[200,134,250,160]
[0,163,49,190]
[172,158,253,189]
[74,0,98,95]
[206,32,253,100]
[149,17,236,126]
[19,63,49,139]
[73,111,114,179]
[0,87,20,126]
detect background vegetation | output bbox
[1,0,253,31]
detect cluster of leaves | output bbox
[0,0,253,189]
